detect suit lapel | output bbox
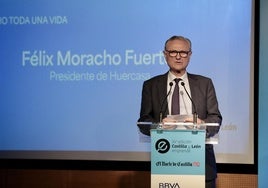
[188,74,199,113]
[157,73,169,116]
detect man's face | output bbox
[164,39,192,76]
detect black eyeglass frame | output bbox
[164,50,191,58]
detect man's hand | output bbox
[184,117,205,124]
[162,117,177,129]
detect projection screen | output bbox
[0,0,255,165]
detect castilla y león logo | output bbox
[155,139,170,154]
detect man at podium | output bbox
[137,35,222,188]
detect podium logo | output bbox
[155,139,170,153]
[159,183,180,188]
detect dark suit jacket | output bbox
[138,72,222,180]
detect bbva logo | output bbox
[159,182,180,188]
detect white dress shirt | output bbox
[167,71,193,115]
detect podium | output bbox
[137,122,219,188]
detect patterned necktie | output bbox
[171,78,181,115]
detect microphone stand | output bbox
[181,81,198,127]
[158,82,173,129]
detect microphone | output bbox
[180,81,198,124]
[159,82,173,123]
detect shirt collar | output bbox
[168,71,188,82]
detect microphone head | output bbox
[181,81,185,86]
[169,82,173,87]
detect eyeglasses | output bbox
[165,50,191,58]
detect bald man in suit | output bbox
[138,35,222,188]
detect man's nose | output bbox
[175,53,182,59]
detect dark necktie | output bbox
[171,78,181,115]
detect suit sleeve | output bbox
[137,80,158,135]
[204,79,222,137]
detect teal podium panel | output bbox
[151,129,205,188]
